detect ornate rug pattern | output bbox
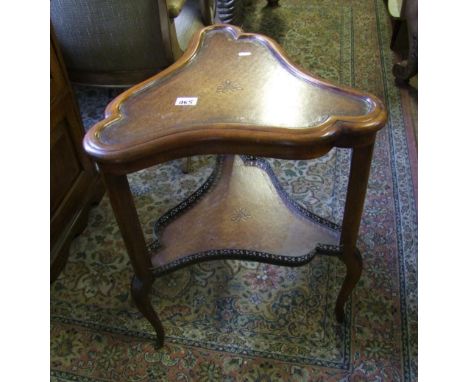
[51,0,418,380]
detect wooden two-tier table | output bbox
[83,25,387,348]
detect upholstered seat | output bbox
[51,0,215,87]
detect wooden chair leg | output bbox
[335,142,375,322]
[393,0,418,82]
[390,19,402,50]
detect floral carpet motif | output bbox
[51,0,417,380]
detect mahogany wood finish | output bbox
[336,142,375,322]
[51,29,104,281]
[83,25,387,347]
[101,172,165,345]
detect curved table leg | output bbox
[131,276,165,348]
[336,141,375,322]
[102,171,165,347]
[335,248,363,322]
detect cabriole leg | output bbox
[101,171,165,347]
[131,275,165,348]
[336,142,375,323]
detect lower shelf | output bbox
[150,155,340,276]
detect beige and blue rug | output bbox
[51,0,418,380]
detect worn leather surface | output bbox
[152,156,338,268]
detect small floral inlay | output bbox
[216,80,243,93]
[231,207,251,222]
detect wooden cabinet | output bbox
[51,30,104,281]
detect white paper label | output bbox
[175,97,198,106]
[238,52,252,56]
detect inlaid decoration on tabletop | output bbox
[216,79,243,94]
[83,25,386,167]
[231,207,252,222]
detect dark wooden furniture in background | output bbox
[83,25,387,348]
[51,30,104,282]
[387,0,418,82]
[267,0,280,7]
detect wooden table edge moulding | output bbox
[83,24,387,348]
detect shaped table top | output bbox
[84,25,387,173]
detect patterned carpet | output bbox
[51,0,418,381]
